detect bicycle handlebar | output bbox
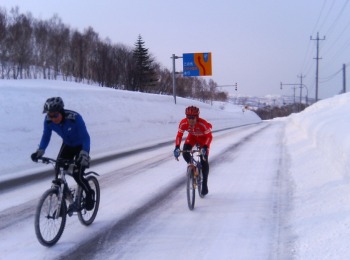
[36,157,56,164]
[36,157,76,167]
[175,149,206,162]
[179,149,202,154]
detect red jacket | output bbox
[175,117,213,147]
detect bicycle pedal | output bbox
[67,203,79,216]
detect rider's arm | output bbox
[175,118,187,147]
[38,118,52,151]
[76,114,90,153]
[175,131,183,147]
[201,119,213,147]
[203,131,213,147]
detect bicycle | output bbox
[33,157,100,247]
[177,145,205,210]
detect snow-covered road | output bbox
[1,121,294,259]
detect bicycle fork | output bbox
[51,171,67,219]
[188,165,198,189]
[54,184,65,219]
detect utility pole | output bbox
[280,82,297,104]
[297,74,305,104]
[310,32,325,102]
[343,64,346,94]
[171,54,182,104]
[280,82,309,110]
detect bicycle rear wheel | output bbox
[77,175,100,225]
[34,188,67,247]
[187,166,195,210]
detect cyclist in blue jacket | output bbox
[31,97,95,211]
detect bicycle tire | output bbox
[187,166,195,210]
[77,175,100,225]
[34,188,67,247]
[197,168,204,198]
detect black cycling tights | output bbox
[56,143,92,193]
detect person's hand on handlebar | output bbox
[201,146,208,157]
[31,149,45,162]
[173,146,180,159]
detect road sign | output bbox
[183,52,212,76]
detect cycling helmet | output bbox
[43,97,64,113]
[185,106,200,117]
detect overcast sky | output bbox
[1,0,350,99]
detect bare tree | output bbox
[153,65,172,95]
[0,8,8,78]
[83,27,99,83]
[112,43,134,89]
[7,7,33,79]
[47,15,70,79]
[33,19,50,79]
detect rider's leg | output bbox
[201,156,209,195]
[182,143,193,163]
[183,135,196,163]
[73,164,95,210]
[199,141,210,195]
[58,144,94,210]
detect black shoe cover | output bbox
[201,185,209,196]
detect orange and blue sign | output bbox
[183,52,212,76]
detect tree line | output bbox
[0,7,228,103]
[254,103,309,120]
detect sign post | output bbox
[171,54,182,104]
[171,52,212,104]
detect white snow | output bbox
[1,79,350,259]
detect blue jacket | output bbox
[39,110,90,153]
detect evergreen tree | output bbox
[132,34,158,92]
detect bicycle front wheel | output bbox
[187,166,195,210]
[34,188,67,247]
[77,175,100,226]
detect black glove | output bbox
[173,146,180,158]
[77,150,90,167]
[31,149,44,162]
[201,146,208,157]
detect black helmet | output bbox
[43,97,64,113]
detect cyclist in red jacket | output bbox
[174,106,213,196]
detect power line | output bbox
[321,0,350,69]
[325,0,350,36]
[319,67,342,83]
[300,0,328,75]
[311,0,329,35]
[318,0,336,33]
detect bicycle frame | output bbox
[178,144,206,167]
[42,158,77,218]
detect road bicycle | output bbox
[178,145,205,210]
[34,157,100,247]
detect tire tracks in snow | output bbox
[61,123,282,259]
